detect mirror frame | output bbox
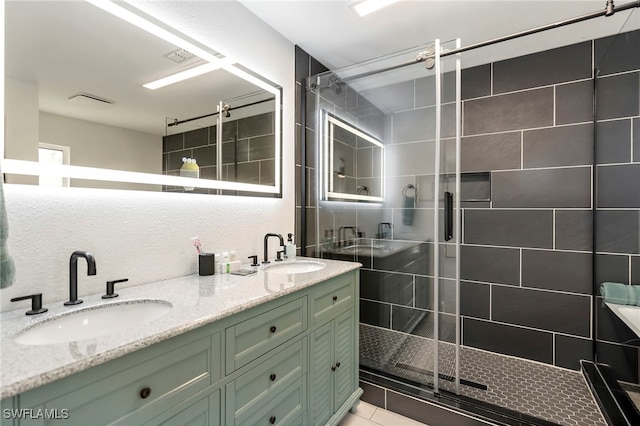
[1,0,282,196]
[323,113,385,202]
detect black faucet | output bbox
[377,222,392,239]
[263,233,285,264]
[65,250,96,306]
[338,226,358,247]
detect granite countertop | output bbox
[0,257,360,399]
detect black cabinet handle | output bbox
[269,416,276,424]
[444,191,453,241]
[140,387,151,399]
[332,295,338,302]
[270,373,276,381]
[270,326,277,333]
[336,362,341,368]
[331,365,336,371]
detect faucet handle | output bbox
[11,293,48,315]
[248,255,259,267]
[276,250,285,262]
[102,278,128,299]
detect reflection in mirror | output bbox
[3,0,281,195]
[324,115,384,202]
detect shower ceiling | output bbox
[240,0,640,70]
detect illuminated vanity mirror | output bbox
[324,115,384,202]
[3,0,281,195]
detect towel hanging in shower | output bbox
[402,184,416,226]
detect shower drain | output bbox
[394,362,488,391]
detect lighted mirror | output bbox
[324,114,384,202]
[3,0,281,196]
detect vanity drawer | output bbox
[310,273,354,326]
[19,333,217,426]
[226,339,305,421]
[226,297,307,373]
[231,376,305,426]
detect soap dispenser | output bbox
[285,233,296,259]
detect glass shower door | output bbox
[310,39,461,395]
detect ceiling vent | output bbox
[164,48,194,63]
[67,93,113,106]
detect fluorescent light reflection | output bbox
[1,159,279,194]
[353,0,399,17]
[143,63,221,90]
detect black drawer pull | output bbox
[270,373,277,381]
[269,416,276,424]
[270,325,277,333]
[140,387,151,399]
[331,365,336,371]
[332,295,338,302]
[336,362,341,368]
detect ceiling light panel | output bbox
[352,0,399,17]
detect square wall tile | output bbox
[555,210,593,252]
[596,119,632,164]
[597,164,640,208]
[463,318,553,364]
[460,245,520,285]
[492,167,591,208]
[464,209,553,248]
[595,29,640,76]
[492,286,591,336]
[595,210,640,254]
[461,132,521,172]
[493,41,591,93]
[555,335,592,370]
[522,249,592,294]
[463,87,553,135]
[461,64,491,100]
[523,124,593,168]
[556,80,593,125]
[596,72,639,120]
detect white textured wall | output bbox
[1,0,295,312]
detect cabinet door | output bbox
[309,322,333,426]
[333,310,354,410]
[148,390,220,426]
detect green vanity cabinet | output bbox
[4,269,361,426]
[309,311,356,426]
[15,328,221,426]
[146,390,220,426]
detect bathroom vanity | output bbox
[0,258,361,425]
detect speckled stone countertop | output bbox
[0,257,360,400]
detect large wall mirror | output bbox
[3,0,282,196]
[323,114,384,202]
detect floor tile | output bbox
[370,408,430,426]
[353,401,377,420]
[339,413,381,426]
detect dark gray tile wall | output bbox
[296,30,640,398]
[460,30,639,374]
[592,28,640,390]
[162,112,275,192]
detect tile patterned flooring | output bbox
[340,401,429,426]
[360,325,606,426]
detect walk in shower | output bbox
[296,3,640,425]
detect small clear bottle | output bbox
[285,233,296,259]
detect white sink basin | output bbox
[14,300,172,345]
[264,260,326,275]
